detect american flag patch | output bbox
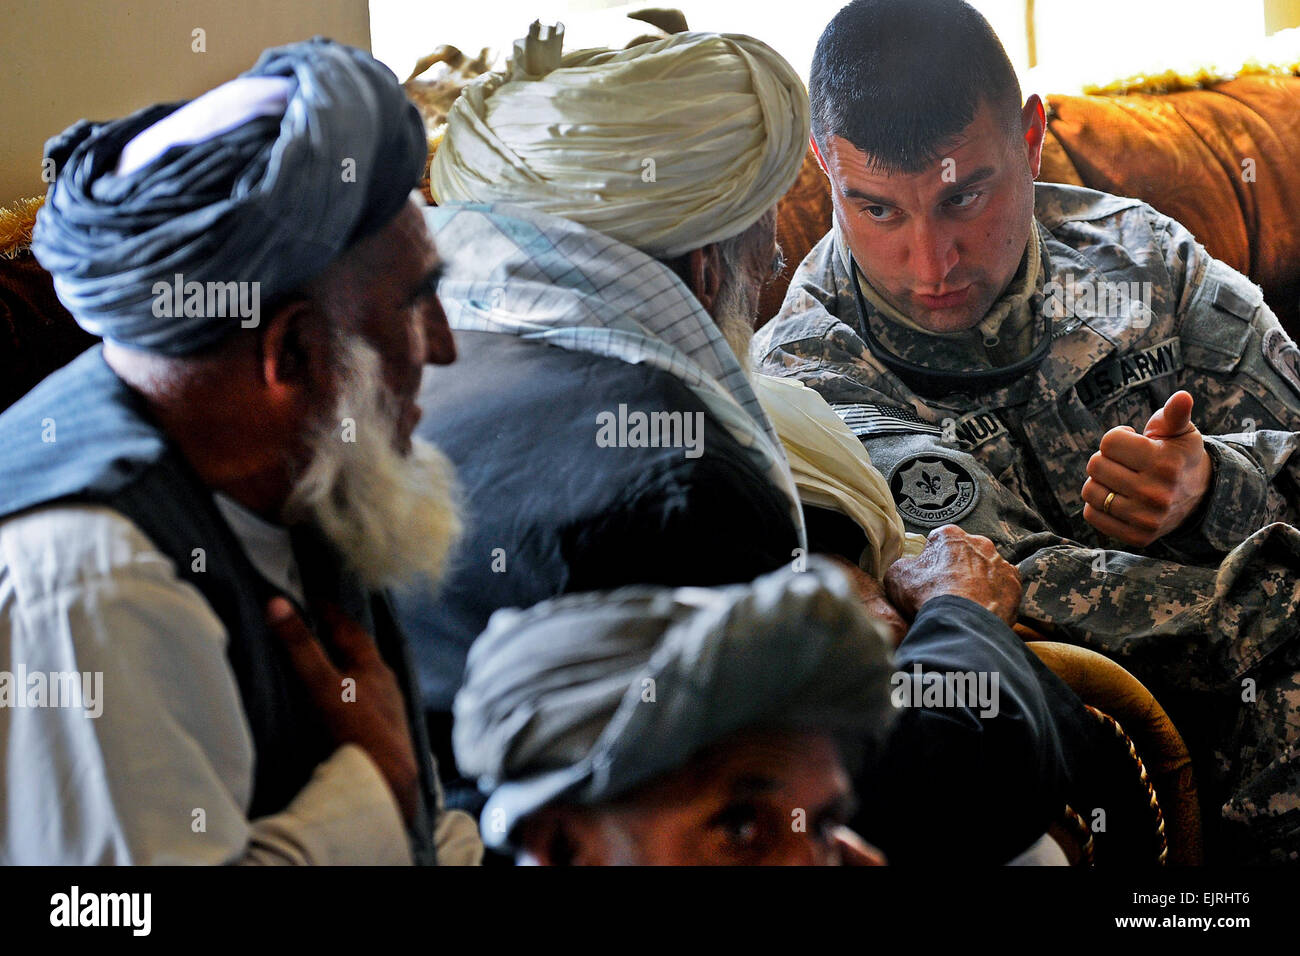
[831,402,942,438]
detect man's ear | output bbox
[687,243,725,316]
[809,134,830,178]
[258,297,325,399]
[1021,94,1047,180]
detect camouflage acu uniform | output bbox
[755,182,1300,862]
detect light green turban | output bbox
[453,558,898,849]
[430,24,811,257]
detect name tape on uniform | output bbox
[831,402,1008,451]
[948,410,1007,449]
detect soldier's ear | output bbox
[810,134,830,178]
[1021,94,1046,180]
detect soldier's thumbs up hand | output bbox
[1143,389,1196,438]
[1081,390,1213,547]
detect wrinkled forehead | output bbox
[827,101,1016,200]
[618,727,849,814]
[308,198,441,319]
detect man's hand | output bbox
[824,555,908,647]
[267,597,420,824]
[884,525,1021,627]
[1081,390,1213,547]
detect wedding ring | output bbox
[1103,490,1116,515]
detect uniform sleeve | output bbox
[855,595,1071,865]
[0,505,411,865]
[1157,212,1300,559]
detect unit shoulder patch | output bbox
[887,450,981,529]
[1263,327,1300,400]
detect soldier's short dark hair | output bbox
[810,0,1024,174]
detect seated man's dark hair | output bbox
[810,0,1024,173]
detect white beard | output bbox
[713,272,757,379]
[284,337,462,593]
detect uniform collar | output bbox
[831,216,1131,414]
[1024,228,1127,414]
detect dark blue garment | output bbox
[860,595,1139,865]
[394,330,801,776]
[0,347,441,861]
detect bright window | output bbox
[369,1,1275,94]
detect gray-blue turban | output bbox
[453,558,898,850]
[31,38,427,355]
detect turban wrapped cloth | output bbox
[32,38,427,355]
[453,558,897,849]
[430,28,810,258]
[753,373,927,577]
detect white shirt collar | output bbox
[212,493,305,607]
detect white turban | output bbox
[753,373,926,577]
[430,27,810,257]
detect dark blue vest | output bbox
[0,347,439,862]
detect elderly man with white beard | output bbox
[0,40,479,865]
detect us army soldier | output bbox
[757,0,1300,862]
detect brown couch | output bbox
[764,74,1300,338]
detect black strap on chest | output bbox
[850,256,1054,399]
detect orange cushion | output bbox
[763,148,832,325]
[1043,76,1300,333]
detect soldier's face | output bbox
[817,96,1046,333]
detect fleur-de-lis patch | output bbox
[903,462,953,507]
[888,452,980,528]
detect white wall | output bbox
[0,0,371,203]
